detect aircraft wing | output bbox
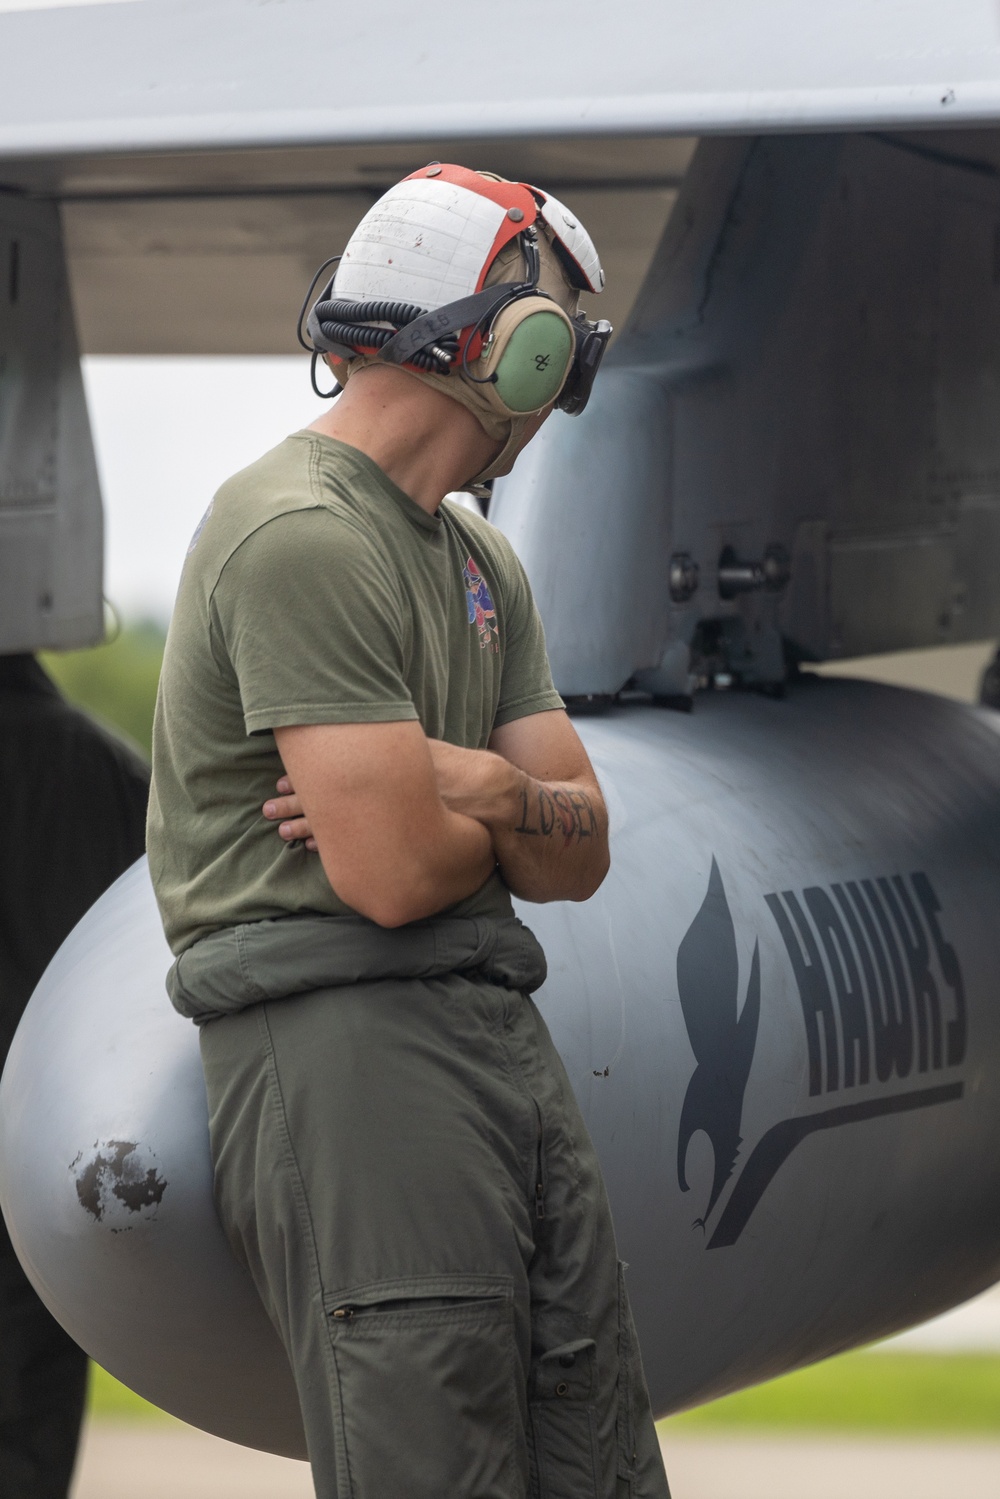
[3,0,1000,355]
[1,0,1000,161]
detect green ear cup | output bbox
[492,312,574,413]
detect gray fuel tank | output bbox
[2,677,999,1456]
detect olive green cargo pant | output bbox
[174,914,669,1499]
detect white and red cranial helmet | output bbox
[302,164,612,475]
[334,162,604,310]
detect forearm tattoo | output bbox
[515,784,599,842]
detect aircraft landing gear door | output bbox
[0,193,102,654]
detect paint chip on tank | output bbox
[72,1139,167,1228]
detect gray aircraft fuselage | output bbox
[491,130,1000,700]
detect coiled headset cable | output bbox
[300,226,551,392]
[296,255,345,398]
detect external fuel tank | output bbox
[1,677,999,1456]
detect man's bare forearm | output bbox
[376,808,495,926]
[270,722,496,929]
[310,799,495,927]
[425,741,609,903]
[490,770,609,903]
[266,717,609,915]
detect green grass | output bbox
[88,1363,176,1423]
[88,1352,1000,1433]
[41,619,165,761]
[663,1352,1000,1434]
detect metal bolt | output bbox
[507,207,525,223]
[426,164,442,177]
[717,547,763,600]
[668,553,700,604]
[717,543,791,600]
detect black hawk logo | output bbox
[676,858,761,1229]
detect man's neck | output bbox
[307,364,499,515]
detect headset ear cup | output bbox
[476,299,575,415]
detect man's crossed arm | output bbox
[267,710,609,929]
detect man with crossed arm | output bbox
[147,165,670,1498]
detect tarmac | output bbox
[68,1282,1000,1498]
[70,1425,1000,1499]
[662,1436,1000,1498]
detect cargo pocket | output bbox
[324,1274,518,1499]
[616,1262,639,1496]
[528,1335,600,1499]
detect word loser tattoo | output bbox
[515,785,598,843]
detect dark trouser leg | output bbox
[200,975,669,1499]
[0,1224,88,1499]
[509,994,669,1499]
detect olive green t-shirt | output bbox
[147,431,563,955]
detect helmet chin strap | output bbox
[464,414,537,487]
